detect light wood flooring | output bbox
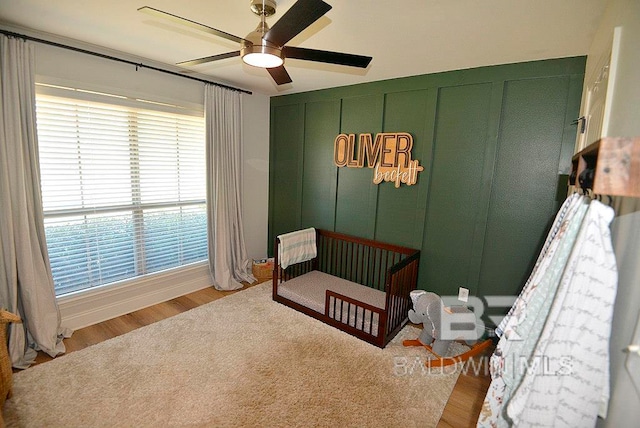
[32,281,492,427]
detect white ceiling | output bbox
[0,0,607,96]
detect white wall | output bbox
[27,36,270,328]
[241,92,270,260]
[581,0,640,425]
[34,43,204,106]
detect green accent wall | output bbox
[269,57,585,306]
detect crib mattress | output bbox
[277,270,386,336]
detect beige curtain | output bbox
[204,84,255,290]
[0,35,70,368]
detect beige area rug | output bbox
[5,282,463,427]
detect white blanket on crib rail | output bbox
[278,227,317,269]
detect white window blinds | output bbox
[36,89,207,296]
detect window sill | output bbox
[57,261,212,330]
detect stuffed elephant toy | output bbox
[408,290,477,357]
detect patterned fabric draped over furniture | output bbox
[477,194,618,427]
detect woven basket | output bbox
[1,310,21,423]
[252,258,274,284]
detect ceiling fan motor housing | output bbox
[241,21,284,68]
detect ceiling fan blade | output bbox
[138,6,246,44]
[267,66,293,85]
[263,0,331,47]
[177,51,241,66]
[283,46,372,68]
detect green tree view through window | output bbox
[36,90,207,295]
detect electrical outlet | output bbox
[458,287,469,303]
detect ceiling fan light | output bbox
[242,52,283,68]
[241,43,283,68]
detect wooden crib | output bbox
[272,229,420,348]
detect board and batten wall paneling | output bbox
[421,83,494,297]
[375,90,433,249]
[334,95,384,239]
[301,100,341,231]
[269,103,305,240]
[478,77,579,298]
[269,57,586,301]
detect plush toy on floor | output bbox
[403,290,492,366]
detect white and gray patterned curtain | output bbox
[478,194,618,427]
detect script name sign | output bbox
[333,132,424,188]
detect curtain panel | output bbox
[0,35,70,368]
[204,85,255,290]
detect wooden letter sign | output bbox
[334,133,424,188]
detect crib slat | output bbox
[335,239,339,277]
[371,310,375,335]
[357,244,363,285]
[364,246,370,287]
[347,240,351,280]
[340,240,344,279]
[333,295,337,319]
[321,234,327,271]
[377,248,384,291]
[385,251,390,291]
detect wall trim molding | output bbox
[58,262,213,331]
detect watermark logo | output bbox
[392,355,573,378]
[393,355,490,377]
[512,354,573,377]
[438,295,519,341]
[396,294,574,378]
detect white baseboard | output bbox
[57,262,213,331]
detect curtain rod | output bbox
[0,29,252,95]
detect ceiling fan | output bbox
[138,0,372,85]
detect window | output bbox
[36,86,207,296]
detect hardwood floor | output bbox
[437,357,492,427]
[32,281,492,427]
[33,283,256,365]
